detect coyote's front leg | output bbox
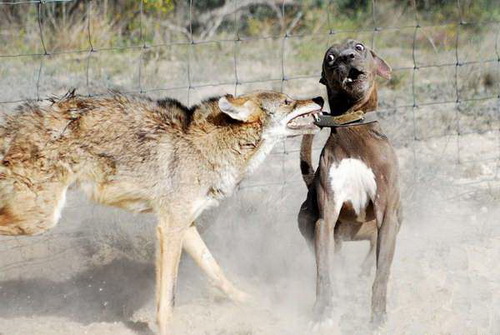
[183,225,249,303]
[156,213,186,335]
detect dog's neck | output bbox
[327,83,378,116]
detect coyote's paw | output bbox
[227,287,251,304]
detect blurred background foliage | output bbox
[1,0,499,53]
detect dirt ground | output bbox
[0,8,499,334]
[0,128,499,335]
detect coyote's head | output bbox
[217,91,324,138]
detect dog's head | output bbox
[320,40,391,101]
[218,91,324,137]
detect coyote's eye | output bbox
[355,43,365,52]
[284,99,293,105]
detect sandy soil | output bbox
[0,10,499,332]
[0,129,499,335]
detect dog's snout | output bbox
[312,96,324,107]
[340,49,356,60]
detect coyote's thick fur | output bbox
[0,90,323,334]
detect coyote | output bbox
[0,90,324,334]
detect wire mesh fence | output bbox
[0,0,498,248]
[0,2,499,331]
[0,4,497,222]
[1,0,498,190]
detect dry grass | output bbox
[0,1,499,334]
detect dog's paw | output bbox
[370,312,387,330]
[309,302,341,333]
[309,317,341,334]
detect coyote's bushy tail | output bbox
[300,134,315,188]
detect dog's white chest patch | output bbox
[329,158,377,216]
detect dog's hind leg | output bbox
[371,208,398,326]
[183,225,249,303]
[360,229,377,277]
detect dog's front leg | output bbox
[371,208,398,326]
[314,218,335,319]
[183,224,249,303]
[156,214,186,335]
[313,182,338,324]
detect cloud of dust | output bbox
[0,113,499,335]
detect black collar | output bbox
[314,111,378,128]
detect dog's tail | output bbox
[300,134,315,187]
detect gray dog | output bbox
[298,39,402,327]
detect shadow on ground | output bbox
[0,258,155,334]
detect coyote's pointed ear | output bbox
[370,50,392,80]
[319,70,326,85]
[218,95,255,122]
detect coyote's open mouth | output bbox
[287,110,323,129]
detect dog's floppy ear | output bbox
[218,95,256,122]
[319,70,326,85]
[370,50,392,80]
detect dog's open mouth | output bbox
[342,68,366,85]
[287,110,323,129]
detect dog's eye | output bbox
[327,54,335,64]
[355,43,365,52]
